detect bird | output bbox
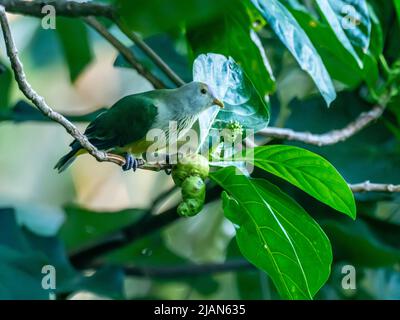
[54,81,224,173]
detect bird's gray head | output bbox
[174,81,224,116]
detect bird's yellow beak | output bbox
[213,98,224,108]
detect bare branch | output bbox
[124,259,253,278]
[350,181,400,193]
[84,16,166,89]
[114,18,186,87]
[0,0,114,18]
[259,105,385,146]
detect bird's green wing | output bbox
[83,94,158,150]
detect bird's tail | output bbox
[54,142,81,173]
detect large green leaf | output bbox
[56,18,93,82]
[315,0,371,68]
[247,146,356,219]
[187,0,275,96]
[210,167,332,299]
[251,0,336,105]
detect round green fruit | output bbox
[181,176,206,200]
[172,154,209,186]
[177,198,204,217]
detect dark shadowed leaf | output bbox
[0,209,124,299]
[114,34,192,88]
[0,62,12,109]
[115,0,230,35]
[56,18,93,82]
[322,219,400,267]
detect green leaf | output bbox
[322,219,400,267]
[210,167,332,299]
[56,18,93,82]
[0,62,12,109]
[284,6,364,87]
[187,0,275,96]
[251,0,336,105]
[248,145,356,219]
[115,0,230,35]
[315,0,371,68]
[114,34,192,88]
[395,0,400,27]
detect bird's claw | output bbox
[164,154,172,175]
[122,153,138,172]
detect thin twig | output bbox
[258,105,385,146]
[114,18,186,88]
[84,16,166,89]
[0,0,114,18]
[124,259,253,278]
[350,181,400,193]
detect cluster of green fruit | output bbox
[171,154,209,217]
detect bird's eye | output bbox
[200,88,207,94]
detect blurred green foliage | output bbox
[0,0,399,300]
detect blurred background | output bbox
[0,0,399,300]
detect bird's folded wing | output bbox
[84,94,158,151]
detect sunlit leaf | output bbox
[251,0,336,105]
[210,167,332,299]
[193,53,270,148]
[245,145,356,219]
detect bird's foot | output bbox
[122,153,139,172]
[164,154,172,175]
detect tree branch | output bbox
[0,0,115,18]
[124,259,253,278]
[349,181,400,193]
[259,105,385,146]
[0,6,167,171]
[83,16,166,89]
[113,18,186,88]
